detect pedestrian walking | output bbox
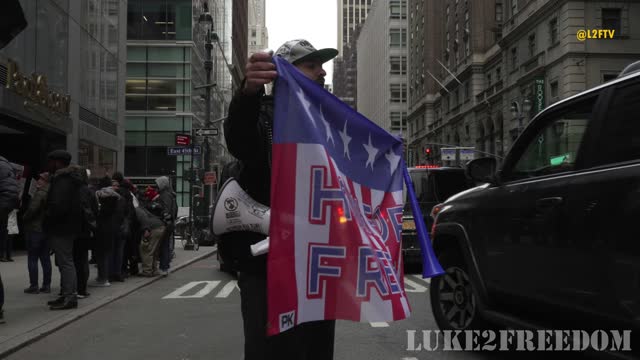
[223,39,338,359]
[22,172,52,294]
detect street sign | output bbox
[441,148,456,161]
[167,146,202,156]
[459,147,476,161]
[175,134,191,146]
[195,128,219,137]
[204,171,217,185]
[534,78,545,114]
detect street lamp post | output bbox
[198,10,215,222]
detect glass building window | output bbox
[390,56,406,75]
[390,83,407,103]
[390,28,407,47]
[127,0,192,41]
[390,111,407,131]
[549,18,558,44]
[528,33,536,57]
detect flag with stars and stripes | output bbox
[267,56,410,336]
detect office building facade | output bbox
[0,0,126,179]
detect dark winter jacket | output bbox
[0,156,19,212]
[116,187,134,237]
[44,165,86,237]
[222,87,274,271]
[224,90,273,207]
[95,187,121,251]
[23,183,49,233]
[135,201,165,231]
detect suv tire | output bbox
[430,247,486,330]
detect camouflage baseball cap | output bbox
[274,39,338,65]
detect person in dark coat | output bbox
[74,168,97,298]
[90,176,121,287]
[43,150,85,310]
[109,175,131,282]
[22,172,52,294]
[224,39,338,360]
[0,155,19,323]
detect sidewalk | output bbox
[0,241,217,358]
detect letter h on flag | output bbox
[267,57,442,336]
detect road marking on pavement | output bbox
[402,357,419,360]
[370,322,389,327]
[410,274,431,284]
[163,281,221,299]
[215,280,239,298]
[403,276,429,293]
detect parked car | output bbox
[429,62,640,355]
[402,166,474,268]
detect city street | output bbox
[3,257,514,360]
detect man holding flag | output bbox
[225,39,339,360]
[223,39,439,360]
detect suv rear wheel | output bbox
[430,248,485,330]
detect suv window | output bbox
[592,80,640,165]
[508,97,594,180]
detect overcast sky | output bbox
[265,0,338,85]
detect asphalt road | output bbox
[5,257,562,360]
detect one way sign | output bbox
[195,128,219,136]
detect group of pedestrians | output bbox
[0,150,177,323]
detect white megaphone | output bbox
[211,178,270,256]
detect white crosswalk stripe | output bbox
[403,277,428,293]
[163,281,221,299]
[215,280,239,298]
[369,322,389,327]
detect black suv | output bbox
[402,166,474,268]
[429,63,640,355]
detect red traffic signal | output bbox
[425,147,432,155]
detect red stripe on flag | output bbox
[268,143,298,336]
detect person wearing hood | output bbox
[0,155,19,323]
[43,150,86,310]
[91,176,121,287]
[155,176,177,276]
[135,187,166,276]
[22,172,52,294]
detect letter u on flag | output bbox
[267,57,411,336]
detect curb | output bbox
[0,247,217,359]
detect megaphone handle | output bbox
[250,237,270,256]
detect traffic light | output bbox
[425,147,432,161]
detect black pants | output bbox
[238,270,335,360]
[109,232,125,279]
[26,231,52,288]
[73,238,90,295]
